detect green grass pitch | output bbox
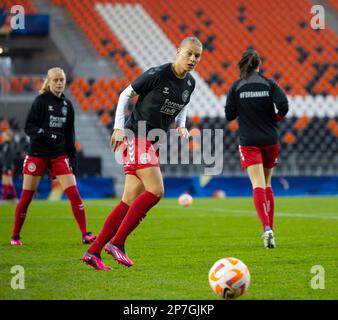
[1,197,337,300]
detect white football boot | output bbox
[262,229,276,249]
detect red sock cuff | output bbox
[120,200,130,210]
[253,187,265,193]
[144,191,161,203]
[265,186,273,193]
[64,185,81,200]
[21,189,35,198]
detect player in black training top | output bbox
[225,49,289,249]
[10,67,96,246]
[1,130,18,203]
[82,37,203,270]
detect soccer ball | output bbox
[178,193,193,207]
[212,189,226,198]
[208,257,250,299]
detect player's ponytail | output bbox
[238,49,261,79]
[39,67,66,94]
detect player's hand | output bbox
[176,127,190,139]
[111,129,125,152]
[69,156,78,175]
[276,113,284,122]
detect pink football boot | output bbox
[82,232,96,244]
[105,242,134,267]
[10,236,23,246]
[82,251,112,271]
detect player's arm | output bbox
[111,85,137,152]
[175,107,189,139]
[271,80,289,121]
[225,84,238,121]
[65,102,78,174]
[175,78,195,139]
[112,68,161,151]
[24,98,46,140]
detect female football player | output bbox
[82,37,203,270]
[225,49,289,248]
[10,67,96,246]
[1,129,18,203]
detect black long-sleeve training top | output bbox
[24,90,77,158]
[125,63,195,136]
[225,71,289,146]
[1,140,16,171]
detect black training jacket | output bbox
[225,71,289,146]
[24,90,77,157]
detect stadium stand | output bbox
[49,0,337,176]
[1,0,337,177]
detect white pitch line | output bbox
[85,203,338,220]
[157,205,338,220]
[3,201,337,220]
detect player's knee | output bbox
[122,194,138,205]
[148,186,164,199]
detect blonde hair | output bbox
[39,67,66,95]
[3,129,13,141]
[179,37,203,49]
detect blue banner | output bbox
[0,14,49,36]
[7,176,338,199]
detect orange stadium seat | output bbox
[283,132,296,144]
[294,116,310,131]
[191,115,201,125]
[2,0,37,14]
[228,120,239,132]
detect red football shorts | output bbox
[22,155,73,176]
[238,144,280,169]
[121,137,160,176]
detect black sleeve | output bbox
[225,83,238,121]
[131,67,162,95]
[271,80,289,117]
[64,102,77,158]
[24,97,45,140]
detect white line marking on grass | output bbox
[158,205,338,220]
[14,201,338,220]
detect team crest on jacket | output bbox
[182,90,190,103]
[62,106,68,116]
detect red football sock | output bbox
[8,185,18,200]
[64,185,87,235]
[88,201,129,255]
[253,187,270,231]
[265,187,274,230]
[2,184,8,200]
[12,189,35,237]
[112,191,161,246]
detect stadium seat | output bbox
[2,0,37,14]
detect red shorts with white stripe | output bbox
[121,137,160,175]
[22,155,73,176]
[238,144,280,169]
